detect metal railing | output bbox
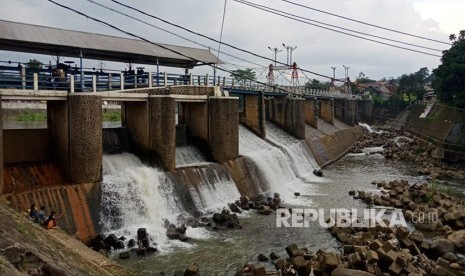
[0,65,357,99]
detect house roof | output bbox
[0,20,220,68]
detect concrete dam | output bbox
[1,84,370,244]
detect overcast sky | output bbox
[1,0,464,83]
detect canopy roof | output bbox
[0,20,220,68]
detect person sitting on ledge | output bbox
[35,206,47,225]
[43,211,63,229]
[28,204,37,220]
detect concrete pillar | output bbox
[208,97,239,162]
[68,95,102,183]
[345,99,357,126]
[123,101,150,161]
[320,99,334,125]
[266,97,306,139]
[47,100,70,179]
[0,95,3,195]
[149,96,176,171]
[304,97,318,128]
[357,100,374,124]
[242,93,266,138]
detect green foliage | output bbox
[372,94,385,106]
[230,68,256,81]
[305,79,331,90]
[102,111,121,121]
[433,31,465,108]
[397,67,429,101]
[16,111,47,122]
[25,59,43,69]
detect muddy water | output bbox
[116,153,422,275]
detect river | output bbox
[111,146,425,275]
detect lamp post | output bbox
[268,46,282,66]
[282,43,297,65]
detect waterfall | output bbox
[176,145,210,168]
[358,122,382,134]
[177,165,241,213]
[238,125,321,205]
[101,153,187,250]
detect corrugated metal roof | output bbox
[0,20,220,68]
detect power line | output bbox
[233,0,441,58]
[281,0,451,46]
[107,0,336,80]
[84,0,264,70]
[234,0,443,53]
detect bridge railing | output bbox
[0,65,360,99]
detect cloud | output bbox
[0,0,458,82]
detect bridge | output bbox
[0,20,372,196]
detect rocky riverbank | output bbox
[350,128,465,181]
[0,201,130,275]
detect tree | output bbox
[397,68,429,101]
[25,59,43,69]
[230,68,256,82]
[304,79,331,90]
[433,30,465,108]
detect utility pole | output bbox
[268,46,282,66]
[282,43,297,65]
[331,67,336,79]
[343,65,351,94]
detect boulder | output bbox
[137,228,147,241]
[119,252,130,259]
[322,254,339,271]
[269,252,280,260]
[447,230,465,253]
[127,239,136,248]
[185,264,199,276]
[430,238,455,256]
[313,169,323,177]
[212,213,226,223]
[42,263,68,276]
[257,254,269,262]
[229,203,242,214]
[285,243,300,258]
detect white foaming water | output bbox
[183,166,241,213]
[359,122,382,134]
[101,153,187,251]
[238,124,321,205]
[266,122,324,182]
[176,145,210,168]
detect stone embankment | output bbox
[0,202,129,275]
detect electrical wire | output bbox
[107,0,337,80]
[233,0,443,52]
[281,0,451,46]
[233,0,441,57]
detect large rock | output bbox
[430,238,455,256]
[331,268,375,276]
[447,230,465,253]
[184,264,199,276]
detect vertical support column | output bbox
[92,75,97,92]
[148,72,153,88]
[21,66,26,89]
[304,97,318,128]
[266,97,305,139]
[346,99,357,126]
[320,99,334,125]
[208,97,239,162]
[149,96,176,171]
[163,72,168,86]
[0,95,3,195]
[33,73,38,90]
[68,95,102,183]
[205,74,209,86]
[70,75,75,93]
[120,73,124,90]
[108,73,112,90]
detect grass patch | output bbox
[16,111,47,122]
[102,111,121,122]
[429,180,453,196]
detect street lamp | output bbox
[268,46,282,66]
[282,43,297,65]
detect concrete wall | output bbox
[0,95,3,195]
[123,101,149,160]
[47,100,69,178]
[208,97,239,162]
[3,129,50,163]
[334,99,344,121]
[357,100,374,124]
[307,126,364,166]
[68,95,102,183]
[319,99,334,125]
[266,97,306,139]
[183,102,209,142]
[169,86,217,96]
[149,96,176,171]
[304,98,318,128]
[241,93,265,138]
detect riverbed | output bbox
[116,152,426,275]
